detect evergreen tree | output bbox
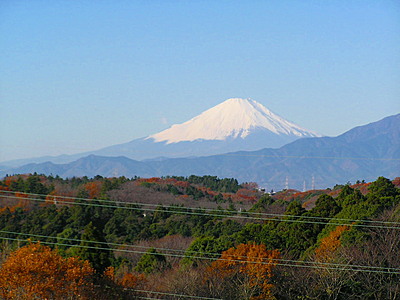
[135,248,167,274]
[69,222,113,273]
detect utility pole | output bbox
[311,175,315,190]
[285,176,289,190]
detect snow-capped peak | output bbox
[148,98,321,144]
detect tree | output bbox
[250,195,274,212]
[206,243,280,300]
[366,177,400,209]
[368,177,398,198]
[338,209,400,299]
[276,201,319,257]
[119,272,146,288]
[0,242,94,299]
[84,181,103,199]
[135,248,167,274]
[24,175,49,194]
[315,225,350,263]
[311,194,341,218]
[69,222,113,273]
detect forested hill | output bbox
[0,174,399,299]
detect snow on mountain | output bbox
[2,114,399,190]
[148,98,321,143]
[1,98,322,167]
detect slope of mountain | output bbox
[2,114,399,190]
[2,155,155,179]
[91,98,320,160]
[1,98,320,167]
[148,98,320,143]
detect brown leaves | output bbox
[315,225,350,263]
[119,272,146,288]
[84,181,103,199]
[207,243,280,300]
[0,242,95,299]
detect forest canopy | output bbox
[0,174,399,299]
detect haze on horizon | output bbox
[1,1,399,162]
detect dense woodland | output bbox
[0,173,399,299]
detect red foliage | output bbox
[273,189,302,202]
[350,182,371,195]
[0,185,10,192]
[164,178,178,184]
[2,175,29,188]
[84,181,103,199]
[235,189,258,202]
[174,181,190,188]
[145,177,162,183]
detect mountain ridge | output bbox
[1,98,321,167]
[2,113,398,190]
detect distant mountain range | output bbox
[2,98,320,167]
[2,113,399,191]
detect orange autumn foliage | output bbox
[0,192,31,213]
[103,266,116,281]
[2,177,14,188]
[207,243,280,300]
[0,242,95,299]
[103,266,145,289]
[2,175,29,188]
[0,185,10,192]
[138,177,162,183]
[84,181,103,199]
[235,189,258,202]
[45,188,75,205]
[119,272,146,288]
[315,225,350,263]
[174,181,190,188]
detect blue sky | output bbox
[1,0,399,162]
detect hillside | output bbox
[0,174,399,299]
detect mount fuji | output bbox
[148,98,320,143]
[2,113,398,190]
[2,98,321,167]
[88,98,321,161]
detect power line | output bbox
[1,233,399,275]
[1,182,398,296]
[0,194,392,229]
[1,236,399,275]
[0,195,396,233]
[0,191,400,229]
[2,229,399,272]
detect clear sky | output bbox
[1,0,399,162]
